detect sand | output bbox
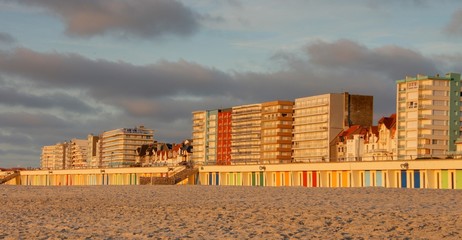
[1,185,462,239]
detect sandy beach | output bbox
[1,185,462,239]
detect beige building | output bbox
[293,93,373,162]
[192,111,207,165]
[40,142,68,170]
[396,73,461,159]
[231,103,262,164]
[261,100,293,164]
[87,134,100,168]
[69,138,88,169]
[100,126,155,167]
[363,114,396,161]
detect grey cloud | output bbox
[7,0,201,39]
[433,53,462,73]
[305,39,439,80]
[0,83,98,113]
[0,112,70,130]
[0,48,234,102]
[444,9,462,36]
[0,32,16,45]
[0,131,33,146]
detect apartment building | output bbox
[261,100,293,164]
[231,103,262,164]
[192,109,232,165]
[293,93,373,162]
[100,126,154,167]
[192,111,207,164]
[40,142,68,170]
[87,134,100,168]
[69,138,88,169]
[217,109,232,165]
[396,73,462,159]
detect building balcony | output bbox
[419,124,448,130]
[419,104,447,110]
[418,114,433,119]
[420,135,448,141]
[293,102,328,110]
[292,119,328,126]
[417,144,447,150]
[419,85,448,91]
[293,111,328,118]
[292,145,328,150]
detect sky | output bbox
[1,0,462,168]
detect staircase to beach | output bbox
[0,171,20,184]
[140,167,199,185]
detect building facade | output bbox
[335,125,368,162]
[396,73,461,159]
[192,110,221,165]
[231,103,262,164]
[217,109,232,165]
[87,134,100,168]
[69,138,88,169]
[192,111,207,165]
[261,100,293,164]
[100,126,155,167]
[40,142,68,170]
[364,114,397,161]
[292,93,373,162]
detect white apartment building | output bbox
[192,111,206,165]
[100,126,154,167]
[396,73,462,159]
[40,142,68,170]
[231,103,262,164]
[293,93,373,162]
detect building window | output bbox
[408,102,417,109]
[407,82,418,89]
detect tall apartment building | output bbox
[292,92,373,162]
[396,73,461,159]
[69,138,88,169]
[192,111,207,164]
[100,126,155,167]
[231,103,262,164]
[261,101,293,164]
[87,134,100,168]
[205,110,218,165]
[217,109,232,165]
[192,109,233,165]
[40,142,68,170]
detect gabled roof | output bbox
[337,125,368,142]
[378,113,396,130]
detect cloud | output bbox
[0,48,235,109]
[0,32,16,45]
[444,9,462,36]
[305,39,439,79]
[7,0,202,39]
[0,82,97,113]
